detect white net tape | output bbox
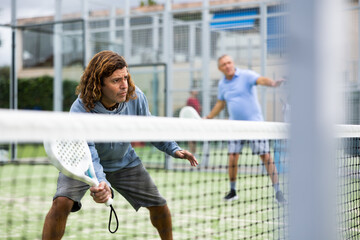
[1,109,359,143]
[0,109,289,142]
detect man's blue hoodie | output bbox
[70,87,181,186]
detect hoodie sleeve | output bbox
[70,97,111,187]
[151,141,182,157]
[134,89,183,157]
[88,141,111,187]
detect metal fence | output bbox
[10,0,360,123]
[84,0,289,120]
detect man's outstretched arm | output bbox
[256,76,284,87]
[206,100,226,119]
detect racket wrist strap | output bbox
[110,188,114,199]
[108,205,119,234]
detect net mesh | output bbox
[338,138,360,240]
[0,109,358,239]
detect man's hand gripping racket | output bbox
[44,139,119,233]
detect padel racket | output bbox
[44,139,118,233]
[179,106,201,119]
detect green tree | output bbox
[140,0,157,7]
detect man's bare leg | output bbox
[147,205,173,240]
[42,197,73,240]
[229,153,240,182]
[260,153,279,185]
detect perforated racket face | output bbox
[179,106,201,119]
[53,140,91,173]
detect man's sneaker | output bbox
[224,189,238,201]
[275,191,286,204]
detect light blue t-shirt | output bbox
[217,68,263,121]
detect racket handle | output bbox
[92,181,113,206]
[105,197,113,207]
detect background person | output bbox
[186,90,201,115]
[42,50,198,240]
[206,54,285,203]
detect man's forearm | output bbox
[207,101,225,119]
[256,76,283,87]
